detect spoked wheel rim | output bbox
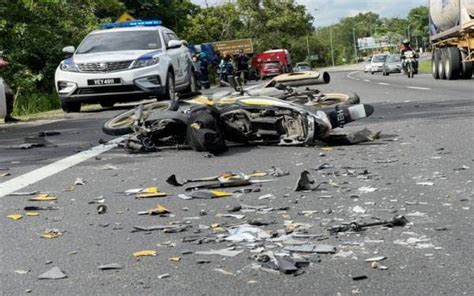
[168,75,175,101]
[102,101,172,136]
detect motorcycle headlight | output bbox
[60,61,79,72]
[132,57,160,69]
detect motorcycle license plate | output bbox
[87,78,121,86]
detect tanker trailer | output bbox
[430,0,474,79]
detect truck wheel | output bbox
[61,101,81,113]
[438,48,447,79]
[444,47,461,80]
[432,49,441,79]
[460,51,473,79]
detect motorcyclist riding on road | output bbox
[400,39,419,74]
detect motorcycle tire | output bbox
[102,101,172,136]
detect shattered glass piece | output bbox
[158,273,170,279]
[226,225,271,242]
[196,248,243,257]
[38,267,67,280]
[216,213,245,220]
[14,270,30,275]
[98,263,124,270]
[267,167,289,177]
[283,245,316,253]
[40,229,62,239]
[416,182,434,186]
[178,194,192,200]
[133,250,157,257]
[352,206,366,214]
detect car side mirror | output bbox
[62,46,75,54]
[167,40,182,49]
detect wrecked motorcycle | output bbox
[103,71,359,136]
[102,75,374,153]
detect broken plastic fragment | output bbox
[416,182,434,186]
[358,186,377,193]
[25,212,39,217]
[168,256,181,262]
[196,248,243,257]
[190,190,232,199]
[28,193,57,201]
[136,187,167,198]
[294,171,313,191]
[138,204,170,216]
[166,174,185,186]
[214,268,235,276]
[365,256,386,262]
[74,178,85,185]
[133,250,157,257]
[98,263,123,270]
[7,214,23,220]
[158,273,170,279]
[40,229,62,239]
[38,267,67,280]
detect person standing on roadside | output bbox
[0,55,18,123]
[199,52,210,89]
[236,49,250,83]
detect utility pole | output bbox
[352,26,358,63]
[330,26,335,67]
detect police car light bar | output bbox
[100,20,162,29]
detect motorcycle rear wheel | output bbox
[102,101,172,136]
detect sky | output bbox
[190,0,428,27]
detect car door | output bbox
[168,31,190,86]
[162,30,183,85]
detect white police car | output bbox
[55,20,197,112]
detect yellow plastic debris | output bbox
[321,147,333,152]
[40,229,62,239]
[249,172,268,177]
[133,250,157,257]
[7,214,23,220]
[147,204,170,215]
[168,256,181,262]
[136,187,167,198]
[209,191,233,198]
[28,193,57,201]
[26,212,40,217]
[210,223,220,228]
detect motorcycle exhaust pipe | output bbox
[265,71,331,88]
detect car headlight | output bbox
[132,57,160,69]
[60,61,79,72]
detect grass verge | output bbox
[419,60,431,74]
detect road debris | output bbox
[98,263,123,270]
[136,187,167,198]
[28,193,57,201]
[97,205,107,214]
[38,267,67,280]
[7,213,23,220]
[329,215,408,234]
[40,229,63,239]
[137,204,170,216]
[133,250,157,257]
[196,248,244,257]
[74,178,86,185]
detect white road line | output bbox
[244,84,263,91]
[378,82,390,86]
[0,136,126,197]
[407,86,431,90]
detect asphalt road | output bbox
[1,72,473,295]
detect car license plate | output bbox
[87,78,121,86]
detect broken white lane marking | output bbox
[244,84,263,91]
[378,82,390,86]
[407,86,431,90]
[0,136,126,197]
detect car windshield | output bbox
[372,55,386,62]
[76,31,161,54]
[388,55,400,62]
[297,63,309,67]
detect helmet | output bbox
[402,39,410,44]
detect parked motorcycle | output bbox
[102,75,374,153]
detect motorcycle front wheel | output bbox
[102,101,172,136]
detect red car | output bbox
[260,62,283,79]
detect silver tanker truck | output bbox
[430,0,474,80]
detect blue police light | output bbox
[100,20,162,29]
